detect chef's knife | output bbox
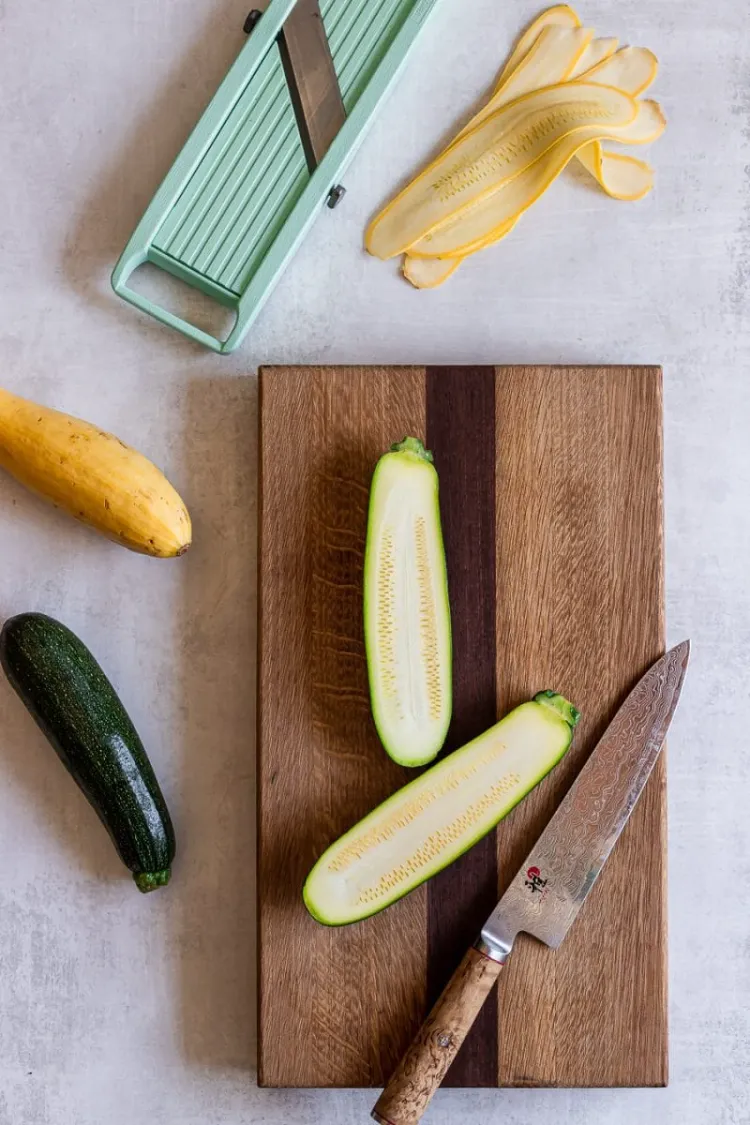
[372,641,690,1125]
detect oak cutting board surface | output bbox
[257,365,666,1090]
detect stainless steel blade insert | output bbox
[279,0,347,170]
[480,641,689,960]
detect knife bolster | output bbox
[474,934,513,963]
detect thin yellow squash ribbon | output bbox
[371,6,665,287]
[367,84,639,259]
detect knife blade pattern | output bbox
[481,641,689,956]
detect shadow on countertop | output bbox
[0,671,127,886]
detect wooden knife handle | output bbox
[372,946,504,1125]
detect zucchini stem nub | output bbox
[534,691,581,731]
[390,436,434,464]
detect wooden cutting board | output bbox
[257,365,666,1089]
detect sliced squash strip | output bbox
[366,84,637,260]
[572,49,658,201]
[365,6,664,284]
[493,36,657,206]
[434,218,521,265]
[576,143,654,199]
[403,255,462,289]
[403,218,518,287]
[491,31,640,205]
[407,99,665,259]
[440,26,618,283]
[576,45,658,96]
[568,35,618,77]
[493,4,582,92]
[417,23,586,283]
[458,25,594,142]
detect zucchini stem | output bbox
[134,869,171,894]
[534,691,581,731]
[390,436,434,464]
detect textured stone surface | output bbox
[0,0,747,1121]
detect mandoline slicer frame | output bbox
[112,0,439,353]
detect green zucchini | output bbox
[364,437,452,767]
[0,613,175,893]
[304,692,579,926]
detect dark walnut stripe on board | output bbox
[425,366,499,1088]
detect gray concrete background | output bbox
[0,0,747,1121]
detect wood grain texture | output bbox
[258,367,428,1088]
[425,367,498,1087]
[257,365,665,1089]
[494,366,666,1087]
[373,949,504,1125]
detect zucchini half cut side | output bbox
[304,692,580,926]
[363,438,452,767]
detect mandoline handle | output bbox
[111,251,230,354]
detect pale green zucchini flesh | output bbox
[363,438,452,767]
[304,692,579,926]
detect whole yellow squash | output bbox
[0,387,191,557]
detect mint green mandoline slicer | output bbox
[112,0,440,354]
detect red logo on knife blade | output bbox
[525,866,548,894]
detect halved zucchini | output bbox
[304,692,580,926]
[364,438,451,767]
